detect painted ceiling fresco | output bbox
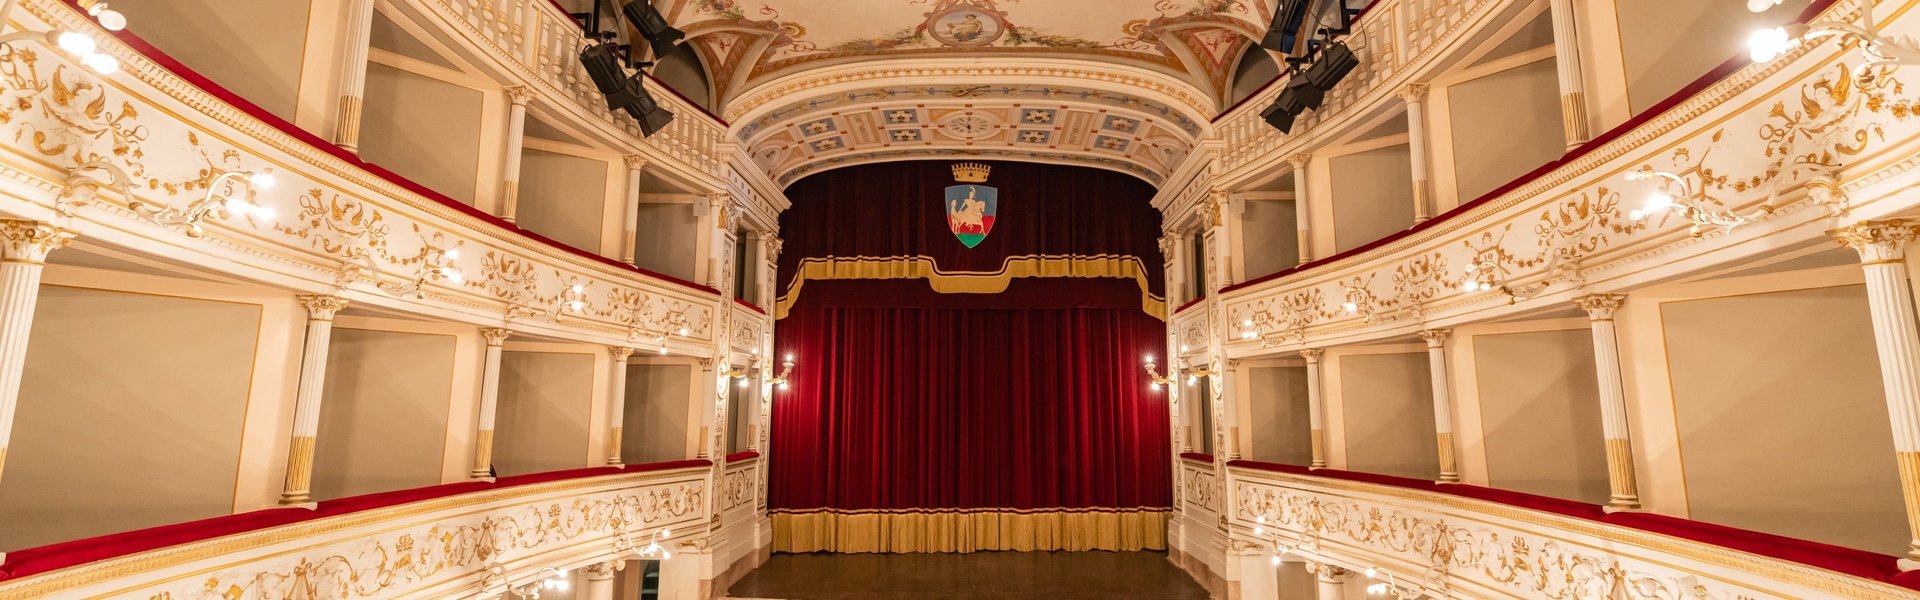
[663,0,1273,105]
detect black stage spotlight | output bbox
[580,40,629,110]
[614,79,676,136]
[623,0,685,59]
[1260,100,1299,134]
[1274,77,1325,114]
[1304,41,1360,90]
[1260,0,1310,52]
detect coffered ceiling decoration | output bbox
[664,0,1272,105]
[740,83,1202,186]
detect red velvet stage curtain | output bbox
[770,162,1170,553]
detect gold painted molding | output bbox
[774,254,1168,320]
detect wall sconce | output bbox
[764,354,795,391]
[128,169,277,237]
[505,566,571,599]
[1361,564,1450,599]
[1748,4,1919,75]
[1250,515,1320,566]
[54,160,130,216]
[1143,355,1173,391]
[1458,259,1551,304]
[1624,166,1772,237]
[1183,364,1214,386]
[724,359,755,388]
[615,526,674,560]
[360,238,464,298]
[0,0,126,75]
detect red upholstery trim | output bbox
[726,450,761,462]
[1226,460,1914,590]
[1173,296,1207,315]
[733,298,766,314]
[1179,452,1215,464]
[1220,0,1843,296]
[0,459,711,582]
[62,0,719,296]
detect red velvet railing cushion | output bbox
[491,466,627,488]
[1435,484,1606,521]
[725,451,761,463]
[0,507,311,580]
[1601,511,1903,584]
[624,459,714,474]
[314,481,497,516]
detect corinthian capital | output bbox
[1832,219,1920,264]
[1574,293,1627,320]
[624,154,650,171]
[296,294,351,320]
[0,219,75,264]
[504,86,536,106]
[1398,82,1430,102]
[1286,153,1312,168]
[1418,328,1452,347]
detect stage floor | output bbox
[725,551,1209,600]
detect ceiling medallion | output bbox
[939,113,1001,140]
[925,3,1009,48]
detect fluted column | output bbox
[606,345,635,466]
[1207,188,1236,288]
[280,294,350,505]
[1312,564,1355,600]
[1219,359,1241,460]
[1576,293,1642,511]
[332,0,376,152]
[582,561,618,600]
[497,86,535,222]
[1401,84,1433,223]
[1548,0,1592,149]
[1420,329,1460,483]
[1289,153,1313,265]
[1833,220,1920,568]
[1301,348,1327,468]
[621,155,648,265]
[0,220,74,483]
[471,327,511,478]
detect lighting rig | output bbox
[575,0,683,137]
[1259,0,1364,134]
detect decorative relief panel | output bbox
[1228,468,1912,599]
[0,473,709,599]
[7,0,720,349]
[1217,0,1920,360]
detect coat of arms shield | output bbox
[945,162,997,248]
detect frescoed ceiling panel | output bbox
[665,0,1272,105]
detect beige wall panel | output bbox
[360,63,484,204]
[1247,366,1311,465]
[1446,59,1564,202]
[1472,329,1609,504]
[495,351,596,476]
[1328,145,1415,253]
[1279,562,1317,599]
[117,0,311,121]
[517,149,613,252]
[624,363,694,463]
[1661,285,1904,555]
[1615,0,1775,113]
[633,203,702,282]
[0,286,259,550]
[1241,198,1299,280]
[1339,352,1439,480]
[312,328,457,500]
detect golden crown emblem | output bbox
[951,162,992,183]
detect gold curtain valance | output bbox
[771,508,1169,554]
[774,254,1167,320]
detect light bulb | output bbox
[1242,319,1254,327]
[1749,26,1794,62]
[445,248,460,260]
[57,32,96,55]
[658,346,668,355]
[81,52,118,74]
[662,528,672,537]
[1254,526,1264,535]
[247,170,276,188]
[253,206,276,221]
[571,284,585,293]
[778,382,789,390]
[1179,345,1188,353]
[1256,516,1265,524]
[1150,382,1162,391]
[1646,191,1675,210]
[1368,583,1387,595]
[226,200,255,217]
[737,378,749,388]
[1342,301,1358,313]
[445,270,465,284]
[1628,209,1646,220]
[569,300,583,311]
[678,327,689,336]
[1270,555,1282,566]
[1242,331,1256,340]
[1186,375,1197,385]
[661,550,671,560]
[1365,567,1378,578]
[1461,281,1477,292]
[96,8,127,31]
[786,354,794,361]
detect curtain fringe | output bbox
[771,509,1170,553]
